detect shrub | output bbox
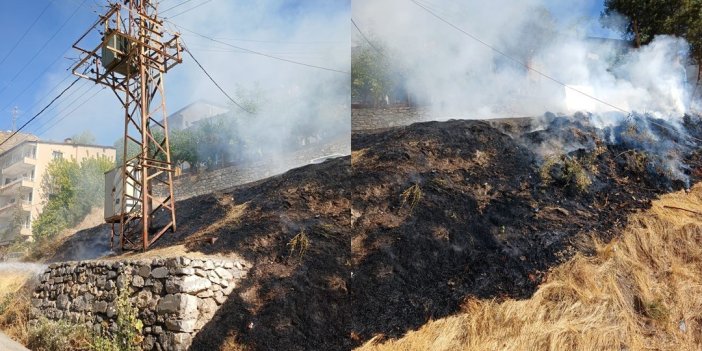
[23,285,143,351]
[540,155,592,193]
[93,284,144,351]
[400,183,423,212]
[288,230,310,261]
[32,156,113,243]
[27,318,92,351]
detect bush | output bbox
[0,287,31,345]
[25,286,143,351]
[540,155,592,193]
[32,156,113,242]
[112,285,144,351]
[400,183,423,212]
[27,318,92,351]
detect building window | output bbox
[52,151,63,160]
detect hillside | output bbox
[350,114,702,346]
[359,182,702,350]
[31,113,702,350]
[50,157,352,351]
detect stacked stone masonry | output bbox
[30,257,248,351]
[351,106,430,130]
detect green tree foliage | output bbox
[32,156,113,241]
[169,128,199,168]
[121,114,244,172]
[70,130,97,145]
[602,0,702,80]
[352,37,398,105]
[113,137,140,165]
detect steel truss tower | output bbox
[72,0,182,251]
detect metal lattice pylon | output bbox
[72,0,182,251]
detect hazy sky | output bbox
[0,0,350,145]
[0,1,620,145]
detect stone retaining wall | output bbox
[31,257,248,351]
[351,106,430,130]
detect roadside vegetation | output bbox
[3,156,113,260]
[0,280,142,351]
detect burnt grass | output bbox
[350,114,702,345]
[51,157,352,351]
[49,114,702,350]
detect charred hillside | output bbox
[350,114,702,345]
[50,157,352,351]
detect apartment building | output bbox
[0,139,116,244]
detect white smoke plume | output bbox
[352,0,696,122]
[37,1,350,174]
[0,262,47,275]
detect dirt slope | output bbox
[350,114,702,345]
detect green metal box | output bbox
[101,31,132,76]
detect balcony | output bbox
[19,227,31,237]
[0,201,31,218]
[0,178,34,195]
[2,156,35,176]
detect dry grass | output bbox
[400,183,423,212]
[0,271,33,345]
[288,230,310,260]
[359,183,702,351]
[0,271,30,298]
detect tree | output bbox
[602,0,702,81]
[232,83,264,114]
[70,130,97,145]
[169,128,200,169]
[351,37,398,106]
[32,156,113,241]
[113,136,140,165]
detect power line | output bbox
[409,0,629,115]
[166,0,213,19]
[0,78,81,148]
[0,0,55,66]
[351,18,387,59]
[182,44,253,114]
[168,21,350,74]
[160,0,196,14]
[0,0,88,98]
[0,49,74,118]
[28,80,92,133]
[37,87,106,137]
[31,80,93,132]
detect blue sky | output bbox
[0,0,350,145]
[0,1,616,145]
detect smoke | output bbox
[38,1,350,176]
[352,0,695,121]
[0,262,47,275]
[354,0,702,188]
[167,0,351,173]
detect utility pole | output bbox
[72,0,182,251]
[11,106,18,132]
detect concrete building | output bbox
[0,139,116,244]
[166,100,229,131]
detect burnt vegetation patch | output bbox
[350,114,702,345]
